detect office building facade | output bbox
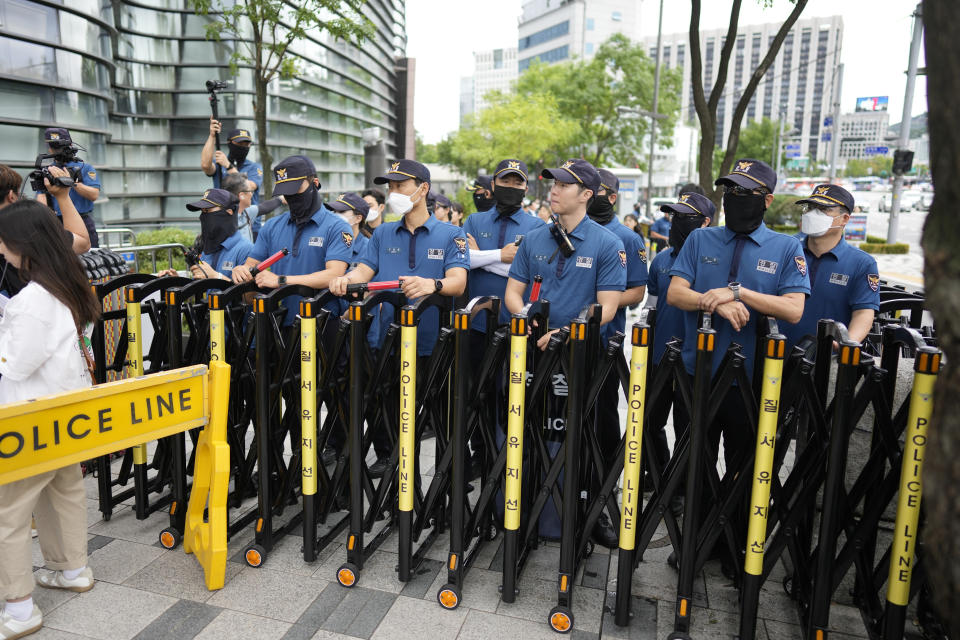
[838,110,891,161]
[0,0,410,227]
[459,47,517,123]
[643,15,844,164]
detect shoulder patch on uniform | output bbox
[454,236,467,254]
[637,248,647,263]
[257,167,263,176]
[867,273,880,292]
[341,231,353,248]
[618,250,627,268]
[87,171,96,179]
[794,256,807,277]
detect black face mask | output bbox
[228,142,249,167]
[199,210,237,254]
[493,186,525,216]
[286,183,318,226]
[587,194,615,225]
[473,191,495,212]
[722,192,766,234]
[669,214,705,253]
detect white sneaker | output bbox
[36,567,94,593]
[0,604,42,640]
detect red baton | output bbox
[530,275,543,302]
[345,279,402,294]
[250,248,289,275]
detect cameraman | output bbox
[34,128,100,248]
[221,172,284,243]
[0,163,91,295]
[201,121,263,232]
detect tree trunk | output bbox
[254,61,273,203]
[919,1,960,635]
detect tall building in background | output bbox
[517,0,640,72]
[0,0,410,228]
[644,15,844,166]
[839,111,891,161]
[459,47,517,123]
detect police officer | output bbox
[35,128,100,247]
[327,192,371,268]
[221,172,283,243]
[780,184,879,348]
[644,192,714,502]
[433,193,453,223]
[361,189,385,234]
[466,175,495,213]
[201,121,264,234]
[231,155,353,325]
[329,159,469,475]
[168,188,253,280]
[666,158,809,472]
[649,209,671,254]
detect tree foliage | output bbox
[190,0,373,194]
[441,91,578,180]
[514,34,682,168]
[843,157,893,178]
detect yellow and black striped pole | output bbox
[500,313,528,604]
[738,334,786,640]
[614,323,650,626]
[397,306,417,581]
[299,301,318,561]
[881,348,940,639]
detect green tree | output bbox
[844,157,894,177]
[415,132,440,164]
[190,0,373,196]
[689,0,810,210]
[514,34,682,168]
[443,91,577,181]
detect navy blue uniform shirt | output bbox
[780,234,879,349]
[49,160,99,215]
[463,206,545,331]
[647,249,685,364]
[509,215,626,330]
[600,218,648,343]
[201,231,254,279]
[358,215,470,356]
[669,223,810,378]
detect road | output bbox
[850,188,926,289]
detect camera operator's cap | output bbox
[44,128,72,145]
[186,188,236,212]
[227,128,253,144]
[541,158,601,196]
[466,175,492,192]
[796,183,855,213]
[715,158,777,193]
[597,169,620,194]
[374,159,431,185]
[494,159,528,181]
[328,192,370,216]
[661,192,716,219]
[272,155,317,196]
[434,193,452,208]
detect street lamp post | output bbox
[646,0,665,220]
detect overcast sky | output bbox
[406,0,927,143]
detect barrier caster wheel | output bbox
[548,606,574,634]
[244,544,266,568]
[437,584,461,610]
[159,527,181,550]
[336,563,359,588]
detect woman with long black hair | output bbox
[0,200,101,639]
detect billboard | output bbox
[856,96,889,112]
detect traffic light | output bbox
[892,150,914,175]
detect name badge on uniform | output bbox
[221,261,234,270]
[427,248,444,260]
[575,256,593,269]
[387,247,401,254]
[309,236,323,247]
[479,231,492,239]
[701,255,719,265]
[829,273,850,286]
[756,259,778,274]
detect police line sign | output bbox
[0,366,209,485]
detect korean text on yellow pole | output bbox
[300,313,317,497]
[504,316,527,531]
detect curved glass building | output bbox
[0,0,410,227]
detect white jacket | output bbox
[0,282,92,404]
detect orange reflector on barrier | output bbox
[438,589,458,609]
[256,518,263,533]
[679,598,688,617]
[337,568,356,587]
[169,501,177,515]
[560,574,568,592]
[347,535,355,551]
[448,554,457,571]
[245,548,262,567]
[160,531,175,549]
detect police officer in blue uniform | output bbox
[644,192,714,499]
[179,188,254,280]
[781,184,879,349]
[330,159,469,475]
[667,158,809,471]
[328,192,371,268]
[231,155,353,325]
[466,175,495,213]
[36,128,101,247]
[649,210,671,254]
[202,122,265,235]
[433,193,453,223]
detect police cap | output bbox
[541,158,601,196]
[374,159,431,185]
[715,158,777,193]
[272,155,318,197]
[186,188,236,212]
[796,183,855,213]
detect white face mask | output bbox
[336,212,354,227]
[801,210,836,237]
[387,187,421,215]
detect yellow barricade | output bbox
[619,325,649,549]
[398,311,417,512]
[504,316,528,531]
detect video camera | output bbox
[27,153,74,194]
[205,79,228,93]
[183,235,203,268]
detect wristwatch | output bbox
[434,279,443,292]
[728,281,741,302]
[278,275,287,286]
